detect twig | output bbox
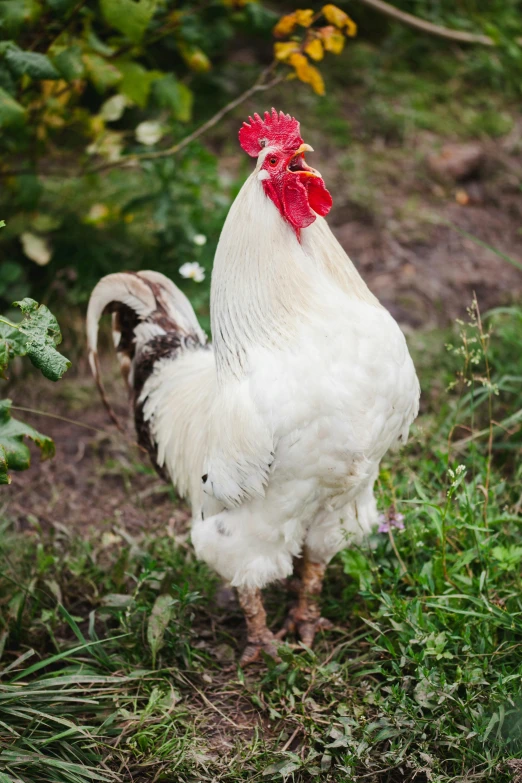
[354,0,522,47]
[176,671,248,730]
[9,405,109,435]
[85,65,283,176]
[0,67,283,180]
[29,0,88,52]
[281,726,302,752]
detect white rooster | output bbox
[87,109,419,664]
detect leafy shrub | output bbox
[0,238,70,482]
[0,2,359,317]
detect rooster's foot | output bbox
[240,631,281,666]
[282,608,333,647]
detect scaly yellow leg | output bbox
[237,587,281,665]
[284,549,333,647]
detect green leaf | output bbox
[5,49,60,80]
[0,39,19,55]
[115,60,162,107]
[13,298,71,381]
[46,0,79,14]
[153,75,193,122]
[0,319,27,376]
[0,442,9,484]
[99,0,157,44]
[0,0,41,37]
[1,261,21,284]
[341,549,371,581]
[85,28,115,57]
[147,594,176,667]
[13,173,43,209]
[0,63,15,94]
[0,85,25,127]
[83,53,122,92]
[0,1,25,36]
[0,399,55,483]
[53,45,85,81]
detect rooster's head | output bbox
[239,108,332,235]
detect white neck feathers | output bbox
[210,171,378,379]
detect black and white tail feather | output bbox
[86,271,215,503]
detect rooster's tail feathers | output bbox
[87,271,205,382]
[86,271,208,478]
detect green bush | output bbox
[1,0,521,319]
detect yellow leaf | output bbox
[319,25,345,54]
[273,12,297,38]
[305,37,324,61]
[289,52,325,95]
[322,4,348,27]
[179,45,211,73]
[308,66,325,95]
[289,52,308,79]
[274,41,300,62]
[42,112,65,128]
[295,9,314,27]
[90,115,105,136]
[345,16,357,37]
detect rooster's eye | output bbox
[269,157,278,166]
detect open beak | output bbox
[287,143,321,177]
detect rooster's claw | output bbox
[281,609,333,647]
[240,633,281,666]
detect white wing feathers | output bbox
[203,381,273,509]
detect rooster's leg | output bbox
[237,587,280,665]
[285,549,333,647]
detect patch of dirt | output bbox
[4,366,181,537]
[334,200,522,329]
[321,133,522,329]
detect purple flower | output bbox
[378,511,405,534]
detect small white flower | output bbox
[179,262,205,283]
[193,234,207,246]
[135,121,163,146]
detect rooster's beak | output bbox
[288,144,321,177]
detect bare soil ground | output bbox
[5,369,178,537]
[325,130,522,327]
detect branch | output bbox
[86,65,283,176]
[29,0,88,52]
[354,0,522,47]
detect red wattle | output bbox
[282,177,316,231]
[307,177,333,217]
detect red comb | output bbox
[239,108,303,157]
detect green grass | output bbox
[1,302,522,782]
